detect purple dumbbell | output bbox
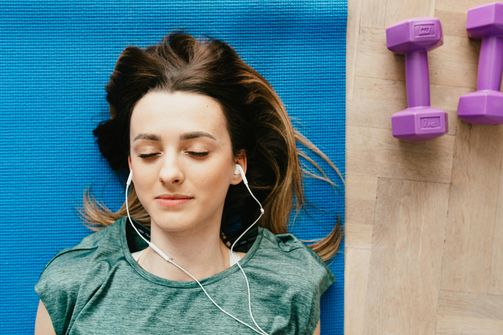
[458,3,503,124]
[386,18,448,141]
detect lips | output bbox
[155,194,193,200]
[155,194,194,207]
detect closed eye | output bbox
[138,153,159,159]
[186,151,209,157]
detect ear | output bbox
[128,155,132,171]
[231,150,247,185]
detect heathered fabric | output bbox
[35,217,335,335]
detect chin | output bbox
[149,212,197,231]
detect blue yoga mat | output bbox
[0,1,346,334]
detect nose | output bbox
[158,152,184,185]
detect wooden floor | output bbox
[346,0,503,334]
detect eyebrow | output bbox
[133,131,217,142]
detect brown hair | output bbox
[82,32,343,261]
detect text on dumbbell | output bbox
[420,116,441,129]
[414,24,435,38]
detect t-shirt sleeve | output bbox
[305,245,336,295]
[34,247,95,335]
[274,232,336,334]
[299,245,336,333]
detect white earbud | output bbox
[234,164,263,214]
[235,164,248,185]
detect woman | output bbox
[34,32,343,335]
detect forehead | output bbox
[130,90,229,139]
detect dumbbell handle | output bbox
[405,50,430,107]
[477,36,503,91]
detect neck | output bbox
[141,220,230,282]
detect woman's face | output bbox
[128,90,245,233]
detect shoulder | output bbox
[36,219,122,286]
[39,220,120,273]
[34,219,123,334]
[256,227,336,294]
[252,228,335,334]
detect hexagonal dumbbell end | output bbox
[458,2,503,124]
[458,91,503,124]
[386,17,443,54]
[386,18,448,140]
[392,107,448,141]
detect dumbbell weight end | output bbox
[392,107,448,141]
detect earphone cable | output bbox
[230,177,268,335]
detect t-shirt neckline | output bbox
[119,217,264,288]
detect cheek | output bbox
[130,161,158,198]
[132,161,157,181]
[191,162,232,190]
[187,158,234,199]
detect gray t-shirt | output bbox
[35,217,335,335]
